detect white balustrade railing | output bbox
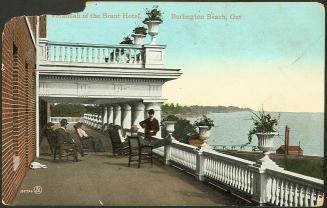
[169,141,197,171]
[152,146,165,157]
[40,41,144,65]
[202,150,255,195]
[81,113,324,207]
[49,117,81,124]
[264,169,324,207]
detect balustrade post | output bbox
[164,144,171,165]
[143,45,165,69]
[38,38,48,62]
[249,165,269,206]
[195,149,205,181]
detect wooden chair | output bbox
[107,126,129,156]
[127,136,153,168]
[53,142,75,161]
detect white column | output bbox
[47,102,51,122]
[113,105,121,126]
[144,102,162,137]
[102,106,108,126]
[131,102,145,130]
[121,104,131,130]
[107,106,113,125]
[35,16,40,158]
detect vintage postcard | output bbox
[1,1,324,207]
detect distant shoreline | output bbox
[163,110,252,118]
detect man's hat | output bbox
[46,122,55,127]
[148,109,155,115]
[60,119,69,126]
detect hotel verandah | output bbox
[1,9,324,207]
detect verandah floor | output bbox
[12,125,249,206]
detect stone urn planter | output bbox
[143,20,161,45]
[195,115,214,148]
[247,109,281,168]
[256,132,279,168]
[164,121,176,139]
[256,132,278,152]
[164,121,176,134]
[132,34,146,45]
[198,126,211,148]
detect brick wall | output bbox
[1,15,43,204]
[39,15,47,38]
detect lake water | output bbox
[189,112,324,157]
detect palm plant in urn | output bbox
[194,115,214,148]
[248,108,280,167]
[143,5,163,45]
[162,115,178,139]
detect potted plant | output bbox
[143,5,163,45]
[194,115,214,148]
[162,115,179,138]
[132,26,147,45]
[120,36,133,44]
[248,108,280,167]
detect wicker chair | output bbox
[53,142,76,161]
[127,136,153,168]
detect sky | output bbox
[47,2,325,112]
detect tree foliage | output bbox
[162,118,198,144]
[84,104,102,115]
[161,103,252,116]
[51,104,86,117]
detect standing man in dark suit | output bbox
[139,109,160,141]
[138,109,171,148]
[54,119,84,162]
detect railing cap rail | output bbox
[266,168,324,186]
[171,140,198,151]
[202,149,255,166]
[45,41,144,49]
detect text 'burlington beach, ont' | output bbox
[171,13,241,21]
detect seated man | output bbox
[40,122,56,155]
[107,124,128,155]
[74,122,94,151]
[114,125,126,143]
[54,119,85,162]
[74,122,93,140]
